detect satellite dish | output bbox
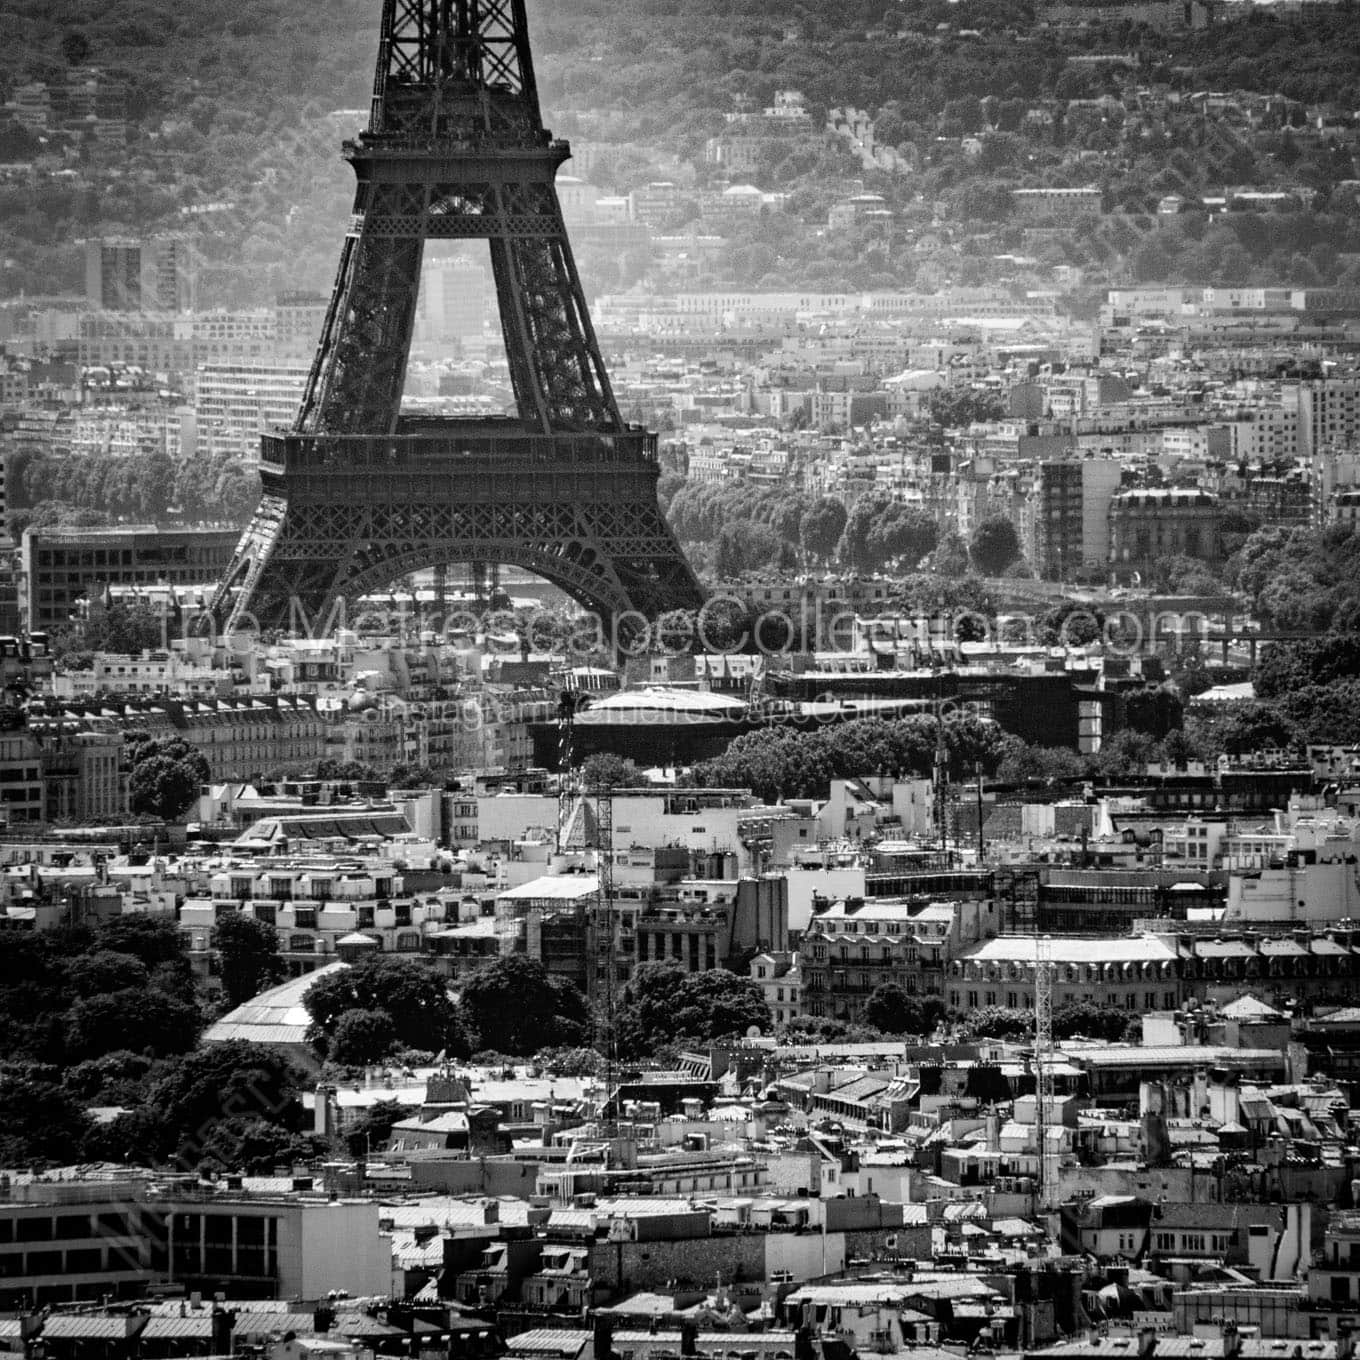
[746,1025,762,1038]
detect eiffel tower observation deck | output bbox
[210,0,705,641]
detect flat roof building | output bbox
[19,524,239,633]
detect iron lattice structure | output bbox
[1034,933,1058,1209]
[211,0,704,634]
[593,786,617,1140]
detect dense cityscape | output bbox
[2,1,1360,1360]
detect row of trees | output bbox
[691,715,1007,803]
[298,954,780,1067]
[1181,522,1360,752]
[663,475,1030,581]
[6,448,259,537]
[0,915,200,1069]
[692,713,1196,805]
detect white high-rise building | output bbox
[194,362,309,466]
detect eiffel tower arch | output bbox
[211,0,704,637]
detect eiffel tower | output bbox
[211,0,704,638]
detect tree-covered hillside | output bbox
[4,0,1360,299]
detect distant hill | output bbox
[2,0,1360,300]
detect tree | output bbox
[1037,600,1104,646]
[776,1015,881,1044]
[0,1065,92,1166]
[67,950,150,998]
[961,1005,1032,1039]
[617,963,770,1057]
[344,1098,409,1158]
[94,915,188,969]
[838,496,889,571]
[1053,1001,1132,1042]
[304,956,464,1056]
[692,714,1006,804]
[866,505,938,568]
[532,1046,604,1077]
[927,388,1004,428]
[1090,728,1161,779]
[212,913,285,1008]
[141,1040,306,1167]
[995,738,1086,784]
[60,30,91,66]
[195,1117,323,1174]
[1216,700,1301,756]
[328,1008,399,1065]
[713,519,781,577]
[580,753,639,793]
[61,1050,155,1104]
[458,955,592,1056]
[80,599,164,655]
[864,984,944,1035]
[129,755,201,820]
[64,989,202,1061]
[921,532,969,577]
[969,516,1023,575]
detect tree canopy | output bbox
[457,955,592,1057]
[692,714,1006,803]
[969,516,1023,576]
[617,963,771,1057]
[304,956,465,1058]
[212,913,286,1009]
[864,984,947,1036]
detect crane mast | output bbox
[1034,934,1058,1209]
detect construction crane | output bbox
[556,688,576,854]
[593,780,617,1142]
[1034,934,1059,1209]
[556,689,618,1142]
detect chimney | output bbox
[1222,1322,1241,1360]
[313,1083,336,1138]
[593,1314,615,1360]
[211,1307,235,1354]
[1139,1327,1158,1360]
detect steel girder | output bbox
[215,457,701,636]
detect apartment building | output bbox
[194,361,310,465]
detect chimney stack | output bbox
[1223,1322,1241,1360]
[593,1314,615,1360]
